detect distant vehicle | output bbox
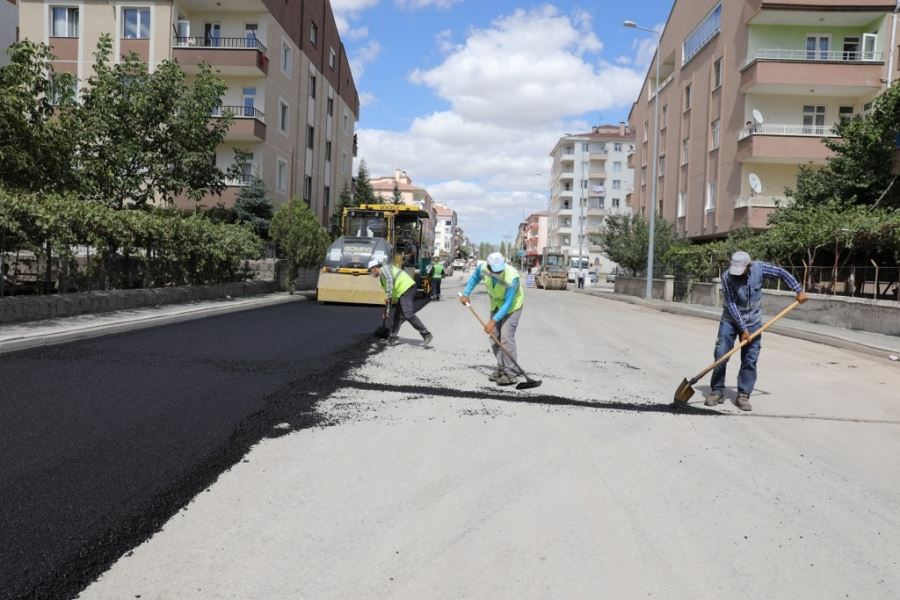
[452,258,466,269]
[536,250,567,290]
[568,257,590,283]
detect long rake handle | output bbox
[690,300,800,384]
[460,297,533,381]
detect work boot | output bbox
[421,332,433,347]
[487,368,502,382]
[736,393,752,412]
[496,373,518,386]
[386,336,400,346]
[705,391,725,407]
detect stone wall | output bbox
[0,281,276,324]
[762,289,900,337]
[614,276,667,301]
[688,281,719,307]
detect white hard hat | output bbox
[367,258,382,270]
[486,252,506,273]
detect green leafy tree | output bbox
[590,214,685,275]
[271,197,330,293]
[391,182,403,205]
[74,35,239,208]
[0,41,78,193]
[354,160,377,206]
[232,176,273,239]
[329,181,354,239]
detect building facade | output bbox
[1,0,19,67]
[547,124,635,272]
[628,0,899,241]
[370,170,436,254]
[19,0,359,225]
[432,203,457,258]
[519,211,548,268]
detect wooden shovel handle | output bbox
[691,300,800,383]
[460,295,514,357]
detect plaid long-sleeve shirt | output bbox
[722,262,802,332]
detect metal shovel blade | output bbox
[673,378,695,405]
[516,379,542,391]
[373,326,391,339]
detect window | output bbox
[240,153,253,184]
[706,182,717,211]
[324,185,331,209]
[684,85,692,111]
[309,74,317,99]
[658,154,666,173]
[806,35,831,60]
[802,105,826,134]
[643,121,648,142]
[276,160,288,193]
[329,47,336,70]
[327,97,334,117]
[49,73,77,105]
[281,41,292,75]
[862,33,877,61]
[581,179,589,189]
[612,180,621,191]
[325,141,332,161]
[661,105,668,128]
[310,21,318,46]
[245,24,258,47]
[681,138,689,164]
[344,112,349,133]
[304,176,312,201]
[838,106,855,122]
[51,7,78,37]
[122,8,150,39]
[613,161,623,172]
[641,166,647,185]
[242,87,256,117]
[614,142,623,152]
[307,125,315,149]
[582,142,590,152]
[612,198,620,208]
[677,192,686,218]
[682,3,721,64]
[279,100,288,133]
[713,58,722,88]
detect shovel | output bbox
[373,305,391,339]
[673,300,800,405]
[458,293,542,390]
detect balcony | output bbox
[173,37,269,76]
[589,151,607,161]
[557,169,574,180]
[737,125,834,163]
[733,195,792,229]
[734,195,791,209]
[741,49,884,95]
[211,105,266,142]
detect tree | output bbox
[74,35,239,208]
[271,197,330,293]
[0,41,79,193]
[232,176,273,239]
[590,214,685,275]
[330,181,354,239]
[354,160,377,206]
[391,182,403,205]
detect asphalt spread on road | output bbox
[0,299,414,600]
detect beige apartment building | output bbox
[432,203,457,258]
[370,170,437,253]
[628,0,899,241]
[519,211,548,268]
[19,0,359,225]
[1,0,19,67]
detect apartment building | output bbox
[547,124,635,272]
[628,0,899,241]
[432,203,457,258]
[519,211,548,268]
[1,0,19,67]
[19,0,359,225]
[370,170,436,253]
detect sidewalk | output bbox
[575,287,900,359]
[0,292,306,355]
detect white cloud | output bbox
[359,91,377,107]
[357,6,645,243]
[347,26,369,41]
[331,0,379,36]
[350,40,382,80]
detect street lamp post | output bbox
[625,20,662,300]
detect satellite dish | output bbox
[752,109,764,125]
[748,172,762,194]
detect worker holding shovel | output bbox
[707,251,807,411]
[368,259,433,347]
[459,252,525,386]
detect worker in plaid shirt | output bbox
[707,251,808,411]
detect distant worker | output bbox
[459,252,525,386]
[577,267,586,289]
[368,259,433,347]
[707,251,808,411]
[429,259,445,301]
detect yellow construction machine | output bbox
[317,204,432,305]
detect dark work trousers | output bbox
[391,287,430,338]
[431,278,442,300]
[491,308,522,377]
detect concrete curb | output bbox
[574,289,900,360]
[0,293,306,355]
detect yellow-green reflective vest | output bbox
[432,263,445,279]
[380,265,416,301]
[479,263,525,314]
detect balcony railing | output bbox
[745,48,883,66]
[174,36,267,54]
[211,105,266,120]
[734,195,792,209]
[227,173,254,186]
[738,123,837,140]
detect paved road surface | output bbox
[78,274,900,599]
[0,300,389,600]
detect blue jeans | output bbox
[711,319,762,397]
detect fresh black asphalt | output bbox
[0,300,397,600]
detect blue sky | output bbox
[333,0,672,245]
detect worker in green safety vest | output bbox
[459,252,525,386]
[429,259,445,301]
[368,258,433,347]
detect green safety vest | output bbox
[380,265,416,301]
[432,263,444,279]
[480,263,525,314]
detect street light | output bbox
[625,19,662,300]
